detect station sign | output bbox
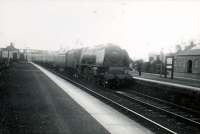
[167,58,173,64]
[165,56,174,79]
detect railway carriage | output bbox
[53,53,65,71]
[65,48,82,77]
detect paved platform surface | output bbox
[131,72,200,89]
[0,63,109,134]
[0,63,152,134]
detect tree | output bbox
[175,40,197,53]
[175,44,182,52]
[184,41,196,51]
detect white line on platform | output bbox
[133,76,200,91]
[32,63,153,134]
[175,76,200,82]
[141,72,200,82]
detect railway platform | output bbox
[0,62,152,134]
[131,72,200,89]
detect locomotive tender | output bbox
[32,44,132,88]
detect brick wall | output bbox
[174,55,200,74]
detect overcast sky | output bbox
[1,0,200,60]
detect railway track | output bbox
[49,70,177,134]
[43,66,200,134]
[117,90,200,124]
[114,91,200,134]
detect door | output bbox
[13,53,18,61]
[187,60,192,73]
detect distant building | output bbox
[1,43,20,61]
[148,53,161,63]
[0,43,29,62]
[174,45,200,78]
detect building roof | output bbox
[177,48,200,56]
[2,43,18,51]
[191,45,200,50]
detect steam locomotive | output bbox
[32,44,132,88]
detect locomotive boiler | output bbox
[65,44,132,87]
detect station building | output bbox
[0,43,28,62]
[174,45,200,78]
[1,43,20,61]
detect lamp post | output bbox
[160,49,164,77]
